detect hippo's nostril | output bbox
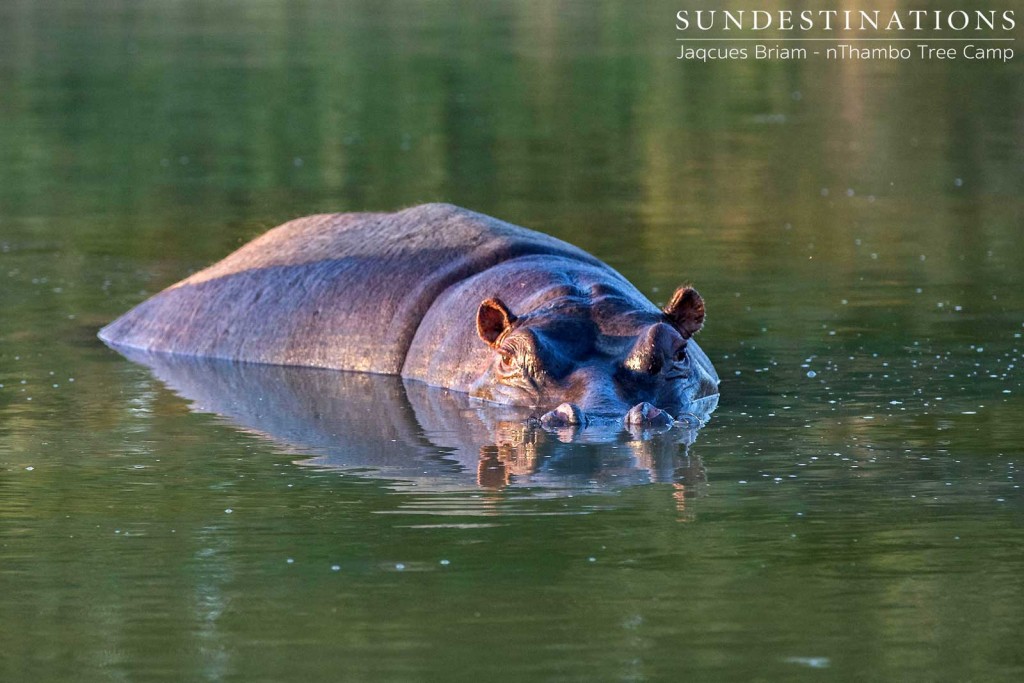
[625,402,674,428]
[540,402,587,429]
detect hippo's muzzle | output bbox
[538,401,676,430]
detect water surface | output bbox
[1,1,1022,680]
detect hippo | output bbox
[99,203,719,428]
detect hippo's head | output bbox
[470,285,716,429]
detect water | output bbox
[2,1,1023,680]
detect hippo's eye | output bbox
[498,350,516,371]
[674,346,688,363]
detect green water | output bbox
[2,1,1023,680]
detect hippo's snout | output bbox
[624,402,674,428]
[537,401,676,430]
[539,402,588,429]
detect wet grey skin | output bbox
[99,203,719,429]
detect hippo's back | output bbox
[99,203,610,373]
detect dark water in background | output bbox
[2,0,1023,680]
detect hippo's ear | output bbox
[477,297,518,347]
[663,286,704,338]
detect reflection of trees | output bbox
[1,0,1018,345]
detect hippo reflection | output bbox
[100,204,719,427]
[119,349,717,491]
